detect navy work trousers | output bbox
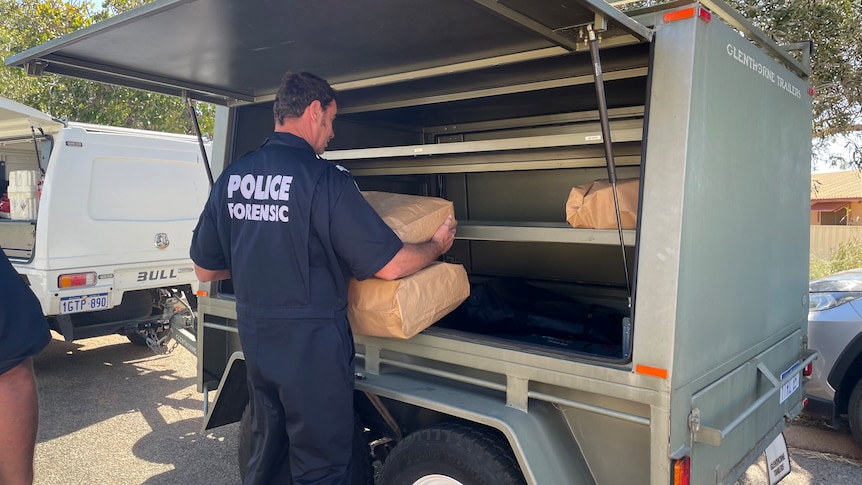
[239,315,355,485]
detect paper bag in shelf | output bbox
[565,178,639,230]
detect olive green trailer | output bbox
[8,1,816,483]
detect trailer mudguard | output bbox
[201,351,248,432]
[356,370,595,485]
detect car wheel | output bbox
[849,379,862,448]
[379,422,525,485]
[238,404,374,484]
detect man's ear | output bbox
[308,100,322,121]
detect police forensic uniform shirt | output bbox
[190,132,403,319]
[0,249,51,375]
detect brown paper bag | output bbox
[565,178,639,229]
[348,192,468,338]
[348,262,469,338]
[362,191,455,243]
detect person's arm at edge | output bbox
[375,215,456,281]
[194,264,231,282]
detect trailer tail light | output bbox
[58,272,96,288]
[803,362,813,377]
[672,456,691,485]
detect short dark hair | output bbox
[273,72,337,124]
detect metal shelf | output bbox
[327,121,643,161]
[457,221,635,246]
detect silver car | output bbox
[806,268,862,447]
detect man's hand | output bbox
[374,214,458,281]
[431,215,456,255]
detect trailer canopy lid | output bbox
[5,0,653,106]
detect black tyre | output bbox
[379,422,525,485]
[849,379,862,448]
[126,331,148,346]
[126,327,169,347]
[238,404,374,484]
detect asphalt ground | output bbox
[30,333,862,485]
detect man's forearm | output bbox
[374,241,443,280]
[194,264,231,282]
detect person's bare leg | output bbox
[0,357,39,485]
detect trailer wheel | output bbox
[379,422,525,485]
[849,379,862,447]
[238,404,374,484]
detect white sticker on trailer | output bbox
[765,433,791,484]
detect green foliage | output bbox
[810,238,862,280]
[0,0,214,136]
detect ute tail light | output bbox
[673,456,690,485]
[58,272,96,289]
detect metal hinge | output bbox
[690,407,723,446]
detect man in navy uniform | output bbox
[0,249,52,485]
[191,71,455,485]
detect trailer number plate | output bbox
[60,293,109,314]
[779,361,801,404]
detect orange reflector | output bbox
[58,272,96,288]
[636,364,669,379]
[196,290,209,297]
[664,8,696,22]
[673,456,691,485]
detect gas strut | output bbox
[587,24,632,309]
[185,94,215,188]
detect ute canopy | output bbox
[0,97,64,140]
[5,0,654,106]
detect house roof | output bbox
[811,171,862,200]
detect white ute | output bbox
[0,97,209,353]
